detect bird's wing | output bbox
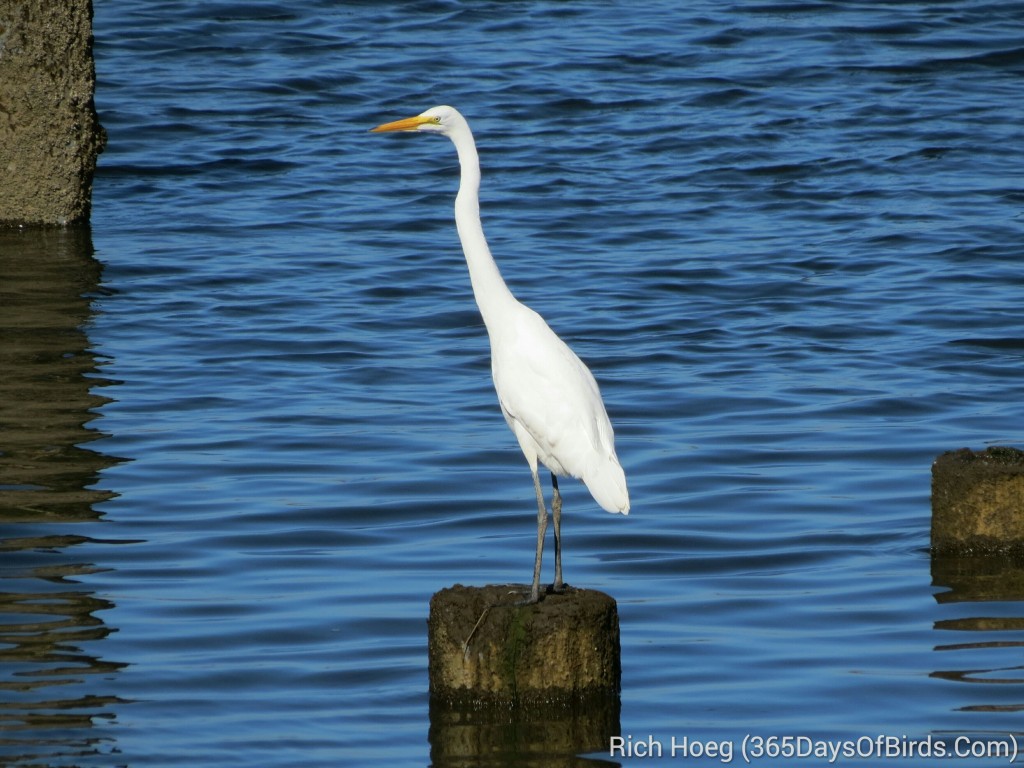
[490,304,617,481]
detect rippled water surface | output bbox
[3,1,1024,765]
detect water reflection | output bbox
[0,227,117,521]
[931,554,1024,713]
[428,697,621,767]
[0,227,125,765]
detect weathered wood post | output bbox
[428,584,620,704]
[931,447,1024,554]
[427,583,621,762]
[0,0,106,226]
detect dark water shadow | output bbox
[428,695,621,768]
[0,227,127,766]
[931,554,1024,716]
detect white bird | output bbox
[372,106,628,603]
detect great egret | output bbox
[372,106,628,603]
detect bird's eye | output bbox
[432,116,442,124]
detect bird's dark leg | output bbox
[528,468,548,604]
[551,473,564,592]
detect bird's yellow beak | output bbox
[370,115,434,133]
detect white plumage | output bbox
[373,105,628,602]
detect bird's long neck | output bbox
[451,130,517,328]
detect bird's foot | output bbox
[515,583,569,605]
[514,584,542,606]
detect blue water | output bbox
[3,1,1024,765]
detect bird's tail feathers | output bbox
[583,456,630,515]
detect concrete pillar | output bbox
[0,0,105,226]
[931,447,1024,554]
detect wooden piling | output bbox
[0,0,105,226]
[931,447,1024,554]
[427,584,620,707]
